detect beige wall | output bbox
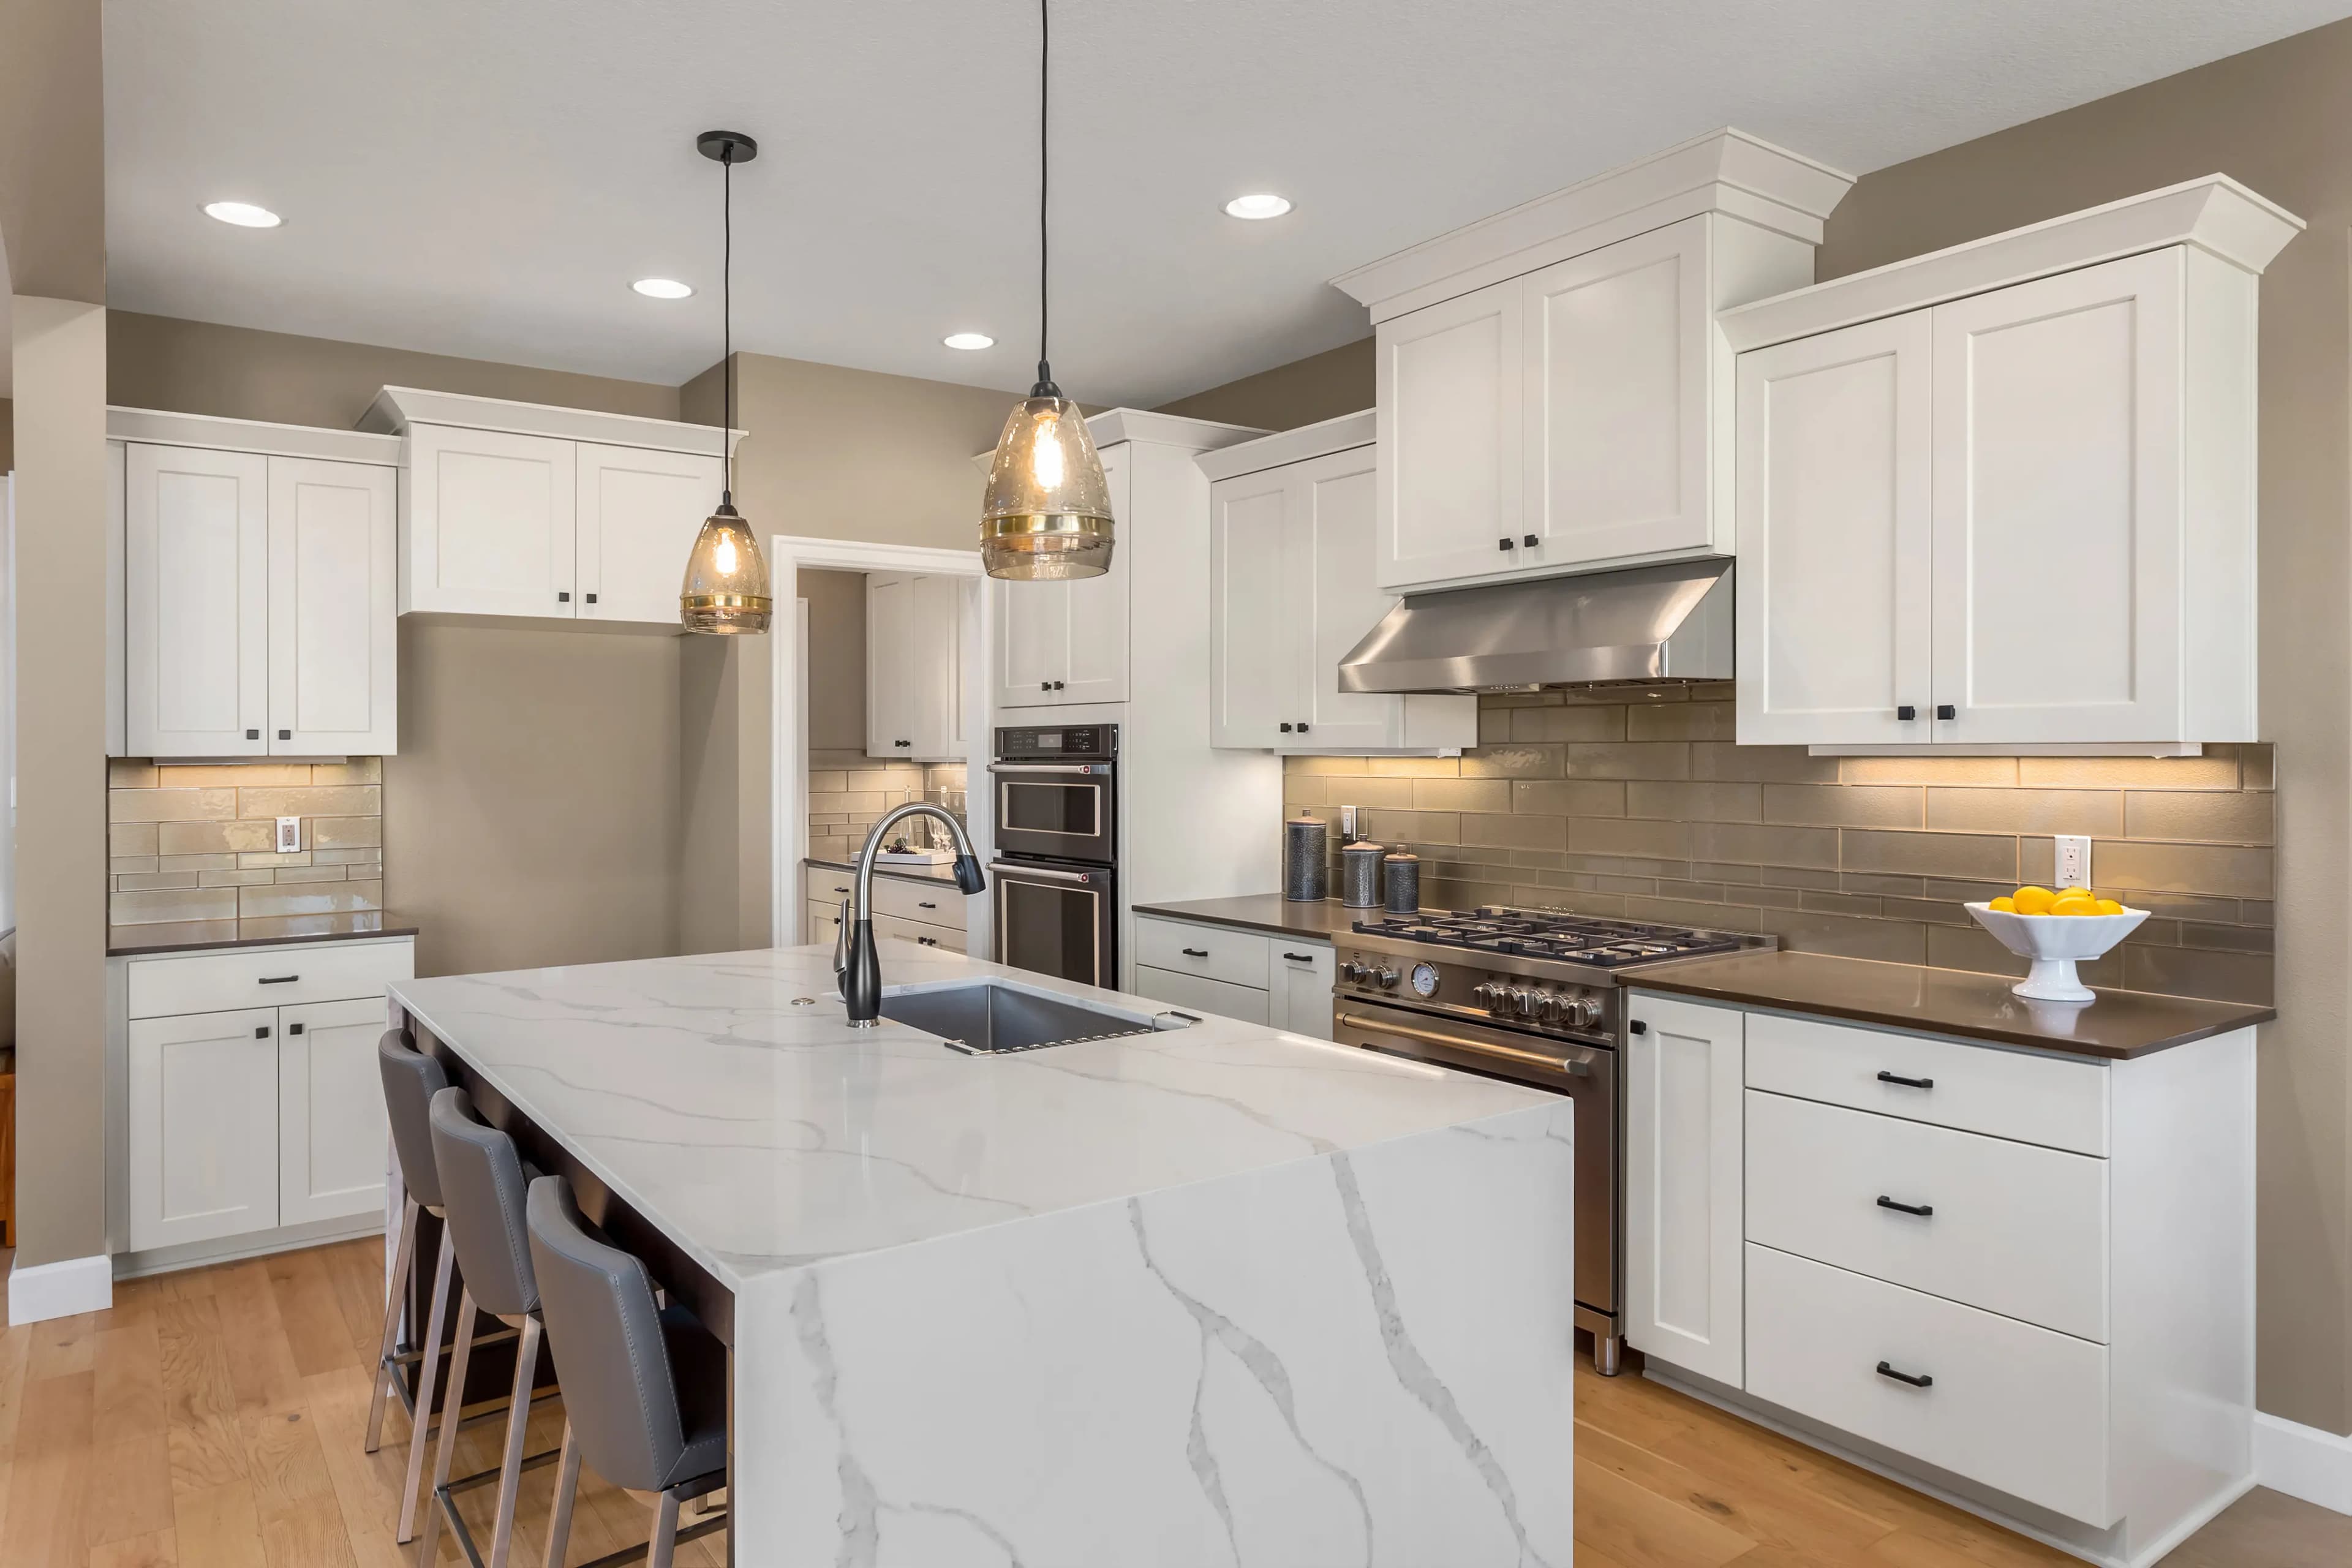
[1156,336,1373,432]
[800,568,868,753]
[1811,17,2352,1438]
[0,0,105,305]
[1,396,14,472]
[108,312,680,428]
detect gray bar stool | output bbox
[526,1174,728,1568]
[422,1086,564,1568]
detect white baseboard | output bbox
[7,1252,115,1325]
[2255,1411,2352,1516]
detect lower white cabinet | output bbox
[1128,915,1332,1038]
[1622,993,1746,1387]
[1625,990,2256,1558]
[116,937,413,1261]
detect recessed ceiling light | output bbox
[1223,192,1292,221]
[943,332,995,351]
[632,277,694,300]
[204,201,282,228]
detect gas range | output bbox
[1336,906,1774,1042]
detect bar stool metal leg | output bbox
[486,1315,544,1568]
[364,1194,422,1453]
[398,1224,458,1544]
[647,1490,684,1568]
[417,1285,482,1568]
[542,1420,581,1568]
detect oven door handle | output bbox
[987,763,1106,777]
[988,861,1095,885]
[1335,1011,1592,1077]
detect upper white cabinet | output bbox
[364,387,734,630]
[993,447,1134,709]
[867,571,966,761]
[1202,414,1476,754]
[113,411,401,758]
[1727,178,2302,750]
[1336,131,1853,594]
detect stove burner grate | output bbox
[1351,905,1754,968]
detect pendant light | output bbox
[680,129,774,635]
[979,0,1114,581]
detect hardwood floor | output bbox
[1,1237,2343,1566]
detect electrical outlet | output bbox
[2055,834,2092,888]
[1339,804,1360,845]
[276,816,302,854]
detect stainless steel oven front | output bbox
[1330,995,1620,1371]
[990,761,1115,863]
[990,858,1118,989]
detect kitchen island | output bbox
[388,940,1577,1565]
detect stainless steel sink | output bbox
[881,979,1188,1054]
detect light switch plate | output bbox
[2055,834,2091,888]
[276,816,302,854]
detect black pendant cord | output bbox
[1033,0,1055,398]
[722,147,735,507]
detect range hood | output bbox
[1339,559,1733,694]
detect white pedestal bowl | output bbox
[1965,902,2149,1003]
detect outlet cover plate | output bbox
[2056,835,2091,888]
[276,816,302,854]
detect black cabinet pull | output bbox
[287,1022,306,1036]
[1040,682,1052,691]
[277,729,292,741]
[258,974,300,985]
[254,1026,271,1039]
[1052,680,1066,690]
[1182,947,1209,958]
[1877,1196,1934,1218]
[1875,1361,1933,1389]
[1523,533,1539,548]
[246,728,261,740]
[1279,723,1293,733]
[1498,537,1515,551]
[557,590,571,602]
[585,592,598,604]
[833,886,851,895]
[1936,703,1956,720]
[918,936,937,946]
[1297,722,1310,733]
[1876,1070,1933,1090]
[1896,705,1917,721]
[1628,1019,1648,1035]
[1281,951,1314,963]
[918,901,937,910]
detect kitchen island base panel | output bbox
[735,1097,1575,1565]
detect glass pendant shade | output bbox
[981,393,1114,580]
[679,502,772,634]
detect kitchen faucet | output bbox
[835,803,986,1026]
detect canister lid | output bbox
[1382,850,1419,864]
[1342,840,1385,855]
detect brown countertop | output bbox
[1627,950,2273,1060]
[108,911,421,958]
[805,856,960,887]
[1129,894,1373,942]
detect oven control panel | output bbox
[994,725,1118,763]
[1335,948,1616,1039]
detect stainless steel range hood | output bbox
[1338,559,1733,694]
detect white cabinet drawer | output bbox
[1131,965,1270,1027]
[872,912,966,954]
[127,938,413,1020]
[872,875,969,932]
[1746,1090,2109,1341]
[1746,1244,2112,1528]
[806,899,843,946]
[1133,917,1269,990]
[1745,1009,2107,1156]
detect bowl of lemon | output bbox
[1966,886,2147,1003]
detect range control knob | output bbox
[1375,967,1401,989]
[1569,996,1605,1028]
[1532,992,1564,1024]
[1343,960,1370,983]
[1472,982,1502,1010]
[1505,987,1537,1016]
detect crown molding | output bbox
[361,385,744,456]
[1195,410,1375,482]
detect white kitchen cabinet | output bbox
[124,443,269,758]
[1267,942,1335,1038]
[993,449,1131,709]
[126,1006,282,1252]
[276,997,394,1226]
[403,423,576,618]
[1622,992,1744,1387]
[1374,282,1525,591]
[1735,312,1934,747]
[1724,179,2300,751]
[575,442,725,625]
[1128,914,1333,1040]
[1204,416,1476,754]
[267,457,399,755]
[867,571,963,761]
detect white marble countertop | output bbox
[388,942,1559,1294]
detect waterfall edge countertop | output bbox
[388,941,1579,1562]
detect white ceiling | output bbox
[102,0,2349,409]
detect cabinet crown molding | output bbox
[360,385,745,457]
[108,406,402,466]
[1720,175,2304,353]
[1194,409,1374,483]
[1332,128,1854,323]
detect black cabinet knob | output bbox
[1280,723,1293,733]
[1498,537,1515,551]
[1297,722,1310,733]
[1523,533,1539,548]
[287,1022,306,1036]
[1052,680,1066,690]
[1896,705,1917,721]
[246,728,260,740]
[557,590,571,603]
[1936,704,1957,720]
[278,729,292,741]
[585,592,598,604]
[254,1026,271,1039]
[1628,1019,1648,1035]
[1041,682,1051,691]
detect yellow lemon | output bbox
[2011,885,2056,915]
[2059,885,2095,900]
[2095,898,2126,915]
[2050,894,2098,916]
[1988,896,2017,913]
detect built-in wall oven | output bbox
[990,725,1118,987]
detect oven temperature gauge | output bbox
[1409,962,1441,998]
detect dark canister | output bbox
[1382,850,1421,914]
[1341,841,1385,908]
[1283,815,1329,902]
